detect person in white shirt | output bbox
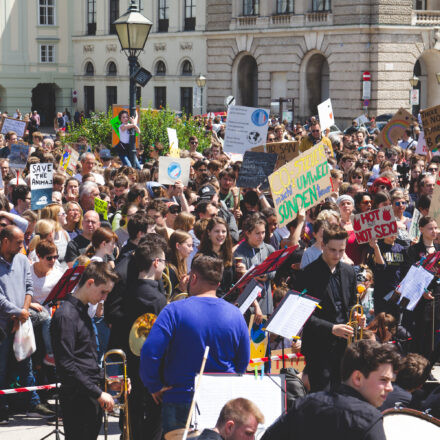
[74,153,105,185]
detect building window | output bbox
[158,0,169,32]
[243,0,259,16]
[180,87,193,115]
[40,44,55,63]
[277,0,294,14]
[312,0,331,11]
[84,86,95,116]
[106,86,117,109]
[184,0,196,31]
[109,0,119,34]
[39,0,55,25]
[107,61,117,76]
[155,87,167,108]
[181,60,193,76]
[85,62,95,76]
[87,0,96,35]
[413,0,426,9]
[155,61,166,76]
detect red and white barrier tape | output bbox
[249,353,303,364]
[0,383,59,395]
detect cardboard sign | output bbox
[111,104,140,148]
[158,157,191,186]
[223,105,269,154]
[247,315,268,371]
[317,98,334,131]
[376,108,417,149]
[60,147,79,176]
[0,117,27,138]
[251,141,299,170]
[9,144,30,169]
[94,197,108,220]
[420,104,440,150]
[352,207,397,244]
[236,151,277,189]
[30,163,53,210]
[269,143,332,226]
[167,128,180,157]
[429,172,440,225]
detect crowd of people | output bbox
[0,110,440,440]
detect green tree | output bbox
[65,111,113,147]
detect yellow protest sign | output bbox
[94,197,108,220]
[269,143,332,226]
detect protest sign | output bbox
[376,108,417,149]
[158,157,191,186]
[167,128,180,157]
[236,151,277,189]
[223,105,269,154]
[30,163,53,210]
[352,206,397,244]
[408,208,422,242]
[9,144,30,169]
[111,104,140,148]
[0,117,27,138]
[251,141,299,170]
[429,172,440,225]
[94,197,108,220]
[60,147,79,176]
[317,98,334,131]
[269,143,331,226]
[420,104,440,150]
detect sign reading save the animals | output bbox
[269,143,332,226]
[30,163,53,210]
[352,207,397,244]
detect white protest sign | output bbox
[167,128,179,157]
[415,130,439,156]
[408,208,422,242]
[0,117,27,138]
[352,206,397,244]
[30,163,53,210]
[317,98,334,131]
[354,114,369,126]
[158,157,191,186]
[223,105,269,154]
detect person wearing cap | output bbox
[99,149,112,168]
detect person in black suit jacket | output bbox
[294,225,363,392]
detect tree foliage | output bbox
[64,111,113,147]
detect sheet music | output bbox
[239,285,263,314]
[266,293,318,339]
[398,265,434,311]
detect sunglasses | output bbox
[394,201,407,207]
[311,129,320,133]
[45,255,59,261]
[0,222,8,228]
[190,141,198,145]
[428,168,438,172]
[169,205,181,214]
[361,200,372,205]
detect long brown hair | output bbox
[85,227,118,258]
[367,312,397,343]
[198,216,232,267]
[168,230,192,279]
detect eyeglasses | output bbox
[378,185,388,190]
[311,129,320,133]
[45,255,59,261]
[156,258,166,263]
[394,201,407,207]
[0,223,8,227]
[428,168,438,172]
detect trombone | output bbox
[347,291,365,346]
[103,349,131,440]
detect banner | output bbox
[30,163,53,210]
[317,98,334,131]
[94,197,108,220]
[236,151,277,189]
[420,104,440,150]
[352,206,397,244]
[269,143,331,226]
[223,105,269,154]
[158,157,191,186]
[376,108,417,149]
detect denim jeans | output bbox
[0,331,40,409]
[161,401,191,434]
[29,308,52,354]
[116,142,141,169]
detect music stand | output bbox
[39,382,64,440]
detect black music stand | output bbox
[39,382,64,440]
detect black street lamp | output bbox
[196,74,206,115]
[114,0,152,168]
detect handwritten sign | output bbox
[352,206,397,244]
[167,128,180,157]
[9,144,30,169]
[429,172,440,225]
[60,147,79,176]
[376,108,417,149]
[30,163,53,210]
[223,105,269,154]
[237,151,277,189]
[269,143,331,226]
[420,104,440,150]
[158,157,191,186]
[408,208,422,242]
[252,141,299,170]
[94,197,108,220]
[0,117,27,138]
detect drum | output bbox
[382,408,440,439]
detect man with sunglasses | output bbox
[188,136,203,160]
[299,121,333,156]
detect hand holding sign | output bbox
[352,207,397,244]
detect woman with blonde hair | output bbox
[28,219,56,257]
[65,201,83,239]
[173,211,195,232]
[40,203,70,266]
[168,230,193,296]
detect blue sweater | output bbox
[140,296,250,403]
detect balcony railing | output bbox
[238,16,257,27]
[412,10,440,26]
[306,11,330,23]
[271,14,293,26]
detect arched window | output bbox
[107,61,117,76]
[155,60,166,76]
[85,61,94,76]
[181,60,193,76]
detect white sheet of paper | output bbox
[398,265,434,311]
[167,127,179,157]
[194,374,283,435]
[239,285,263,314]
[266,294,318,339]
[317,98,334,131]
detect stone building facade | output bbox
[205,0,440,126]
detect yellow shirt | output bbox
[299,135,333,157]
